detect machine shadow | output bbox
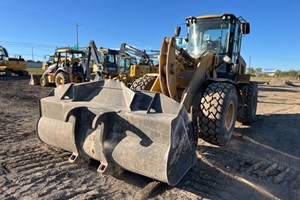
[233,113,300,159]
[258,86,300,93]
[169,113,300,199]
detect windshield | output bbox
[186,19,231,58]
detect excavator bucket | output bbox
[37,79,196,186]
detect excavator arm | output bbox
[82,40,105,81]
[120,43,151,64]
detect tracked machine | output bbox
[36,14,257,186]
[0,45,28,76]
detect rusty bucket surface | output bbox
[37,79,196,186]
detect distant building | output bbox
[263,68,278,76]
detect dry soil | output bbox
[0,77,299,200]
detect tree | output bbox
[255,67,263,76]
[274,70,282,77]
[285,70,298,77]
[247,67,256,76]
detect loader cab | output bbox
[98,48,119,77]
[184,14,250,79]
[117,55,137,74]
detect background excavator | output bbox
[118,43,159,88]
[36,14,257,186]
[96,43,159,87]
[0,45,28,76]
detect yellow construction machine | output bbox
[131,14,258,142]
[40,41,104,87]
[97,43,159,87]
[0,45,28,76]
[41,54,58,71]
[36,14,257,186]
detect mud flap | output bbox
[37,80,196,186]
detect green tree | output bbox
[285,70,298,77]
[247,67,256,76]
[255,67,263,76]
[274,70,282,77]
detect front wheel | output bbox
[55,72,70,87]
[199,82,238,146]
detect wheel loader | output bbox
[39,41,104,87]
[0,45,28,76]
[36,14,258,186]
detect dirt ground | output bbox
[0,77,299,200]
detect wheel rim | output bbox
[57,76,63,85]
[225,102,234,130]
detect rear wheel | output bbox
[130,75,157,91]
[237,81,258,124]
[55,72,70,87]
[40,76,49,87]
[199,82,238,146]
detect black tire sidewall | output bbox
[55,72,70,87]
[248,82,258,122]
[199,83,238,146]
[237,81,258,124]
[220,86,238,144]
[40,76,49,87]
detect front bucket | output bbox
[29,74,42,85]
[37,79,196,186]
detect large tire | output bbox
[130,75,156,91]
[199,82,238,146]
[237,81,258,125]
[40,76,49,87]
[55,72,70,87]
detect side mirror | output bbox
[241,22,250,34]
[174,26,181,37]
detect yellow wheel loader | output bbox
[40,48,86,87]
[132,14,257,143]
[40,41,104,87]
[0,46,28,76]
[36,14,257,186]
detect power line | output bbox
[0,40,57,48]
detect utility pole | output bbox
[76,23,79,50]
[32,47,34,61]
[249,56,251,67]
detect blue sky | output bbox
[0,0,299,71]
